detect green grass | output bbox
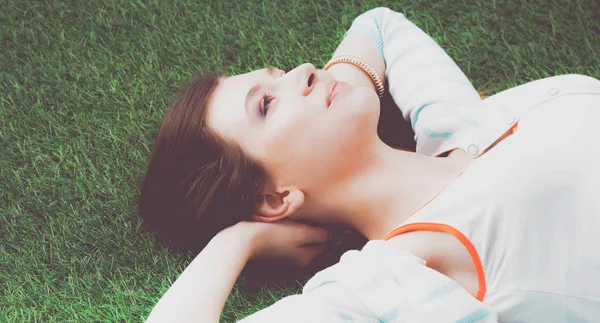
[1,0,598,321]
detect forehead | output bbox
[207,68,272,141]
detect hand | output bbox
[233,220,331,267]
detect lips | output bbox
[326,80,346,108]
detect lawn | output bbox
[1,0,599,322]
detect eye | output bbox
[260,93,275,117]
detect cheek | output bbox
[261,110,312,162]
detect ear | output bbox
[251,188,305,223]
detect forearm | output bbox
[146,227,251,323]
[343,7,489,157]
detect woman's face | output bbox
[207,63,380,192]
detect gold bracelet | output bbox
[323,55,385,98]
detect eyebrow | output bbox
[244,67,278,116]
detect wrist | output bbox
[326,63,377,93]
[324,55,385,98]
[212,223,255,261]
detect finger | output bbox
[297,244,328,267]
[299,225,330,245]
[303,244,327,254]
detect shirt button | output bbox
[506,114,516,124]
[549,88,559,96]
[468,144,479,156]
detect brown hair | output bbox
[138,73,269,254]
[138,72,418,278]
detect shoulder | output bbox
[305,240,497,322]
[484,74,600,119]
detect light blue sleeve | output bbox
[345,7,486,156]
[236,284,377,323]
[238,241,498,323]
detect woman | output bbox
[140,7,600,322]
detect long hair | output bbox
[138,73,269,254]
[138,73,425,281]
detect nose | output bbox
[287,63,317,96]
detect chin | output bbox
[328,90,380,157]
[344,87,380,131]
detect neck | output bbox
[316,141,472,240]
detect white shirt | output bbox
[387,85,600,322]
[238,7,600,323]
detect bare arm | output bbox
[145,225,251,323]
[145,221,330,323]
[143,25,385,323]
